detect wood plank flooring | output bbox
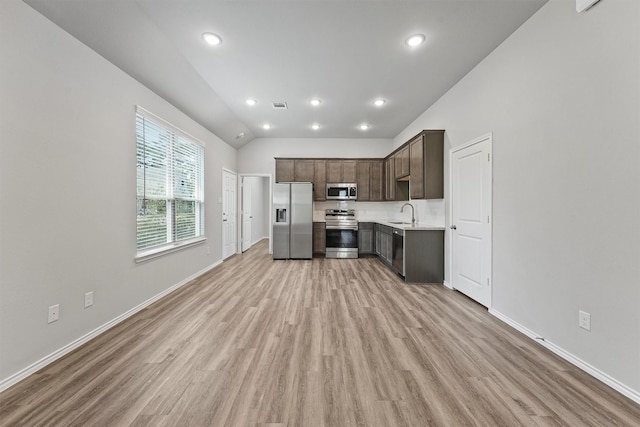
[1,239,639,426]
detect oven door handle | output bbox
[326,225,359,231]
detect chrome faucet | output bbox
[400,203,416,224]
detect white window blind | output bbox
[136,107,204,256]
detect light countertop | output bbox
[372,220,445,231]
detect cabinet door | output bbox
[400,146,410,177]
[294,159,315,182]
[424,132,444,199]
[343,160,357,182]
[394,147,409,178]
[409,135,425,199]
[385,157,396,201]
[326,160,342,183]
[356,161,370,201]
[369,160,384,201]
[313,160,326,201]
[358,229,374,254]
[275,159,294,183]
[382,232,392,262]
[394,152,402,179]
[313,222,326,254]
[375,226,382,256]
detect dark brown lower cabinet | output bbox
[313,222,326,255]
[374,224,444,283]
[358,222,375,255]
[404,230,444,283]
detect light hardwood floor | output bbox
[1,239,639,426]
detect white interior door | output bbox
[241,177,252,252]
[450,134,492,307]
[222,169,237,259]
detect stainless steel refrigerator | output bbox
[272,182,313,259]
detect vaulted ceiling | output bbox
[25,0,548,148]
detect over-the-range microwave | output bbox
[326,183,357,200]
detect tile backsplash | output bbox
[313,199,445,226]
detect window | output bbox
[136,107,204,259]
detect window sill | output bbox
[135,237,207,263]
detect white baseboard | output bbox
[250,237,267,247]
[489,309,640,405]
[0,260,222,393]
[443,280,453,290]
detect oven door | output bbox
[325,227,358,259]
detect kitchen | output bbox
[270,130,447,285]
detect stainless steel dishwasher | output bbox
[392,228,404,276]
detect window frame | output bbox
[135,106,205,262]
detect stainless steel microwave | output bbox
[326,183,357,200]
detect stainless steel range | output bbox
[325,209,358,259]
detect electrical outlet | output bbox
[48,304,60,323]
[84,291,94,308]
[579,310,591,331]
[206,246,211,255]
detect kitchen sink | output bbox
[388,221,412,225]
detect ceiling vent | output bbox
[272,102,288,109]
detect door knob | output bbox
[450,225,457,230]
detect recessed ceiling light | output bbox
[263,123,271,130]
[202,33,222,46]
[310,99,322,106]
[359,124,370,131]
[311,124,320,130]
[373,98,386,107]
[405,34,425,47]
[246,98,257,106]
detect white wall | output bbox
[396,0,640,397]
[0,0,236,386]
[237,137,392,176]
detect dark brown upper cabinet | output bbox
[326,160,357,183]
[369,160,384,201]
[356,161,371,201]
[275,159,294,182]
[394,146,410,178]
[275,130,443,200]
[356,160,384,201]
[313,160,326,201]
[385,157,395,201]
[409,135,425,199]
[294,159,314,182]
[343,160,357,182]
[409,130,444,199]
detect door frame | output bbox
[238,173,273,254]
[448,132,493,307]
[240,176,253,252]
[222,168,238,259]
